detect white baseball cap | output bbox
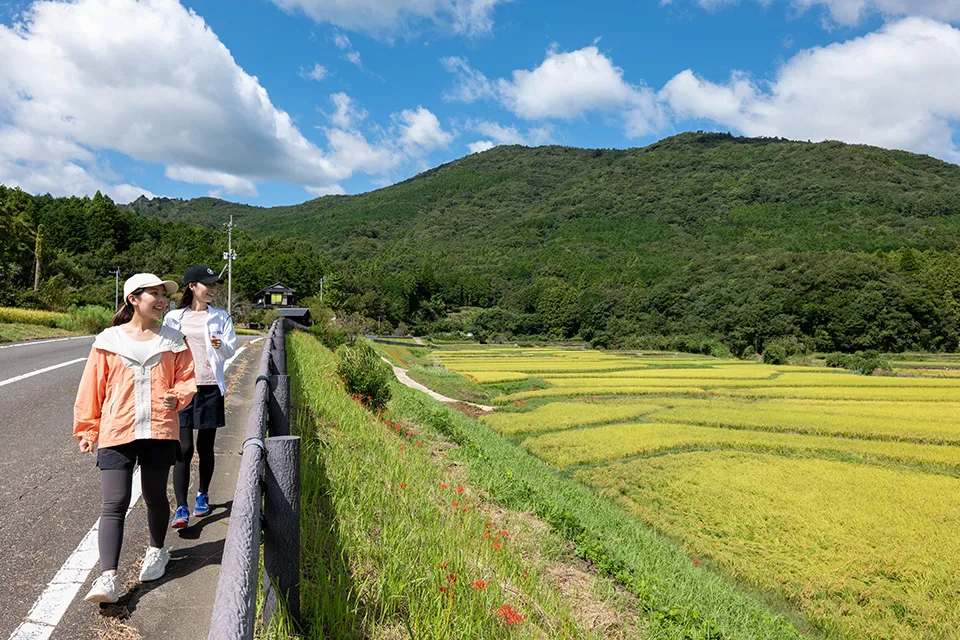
[123,273,179,301]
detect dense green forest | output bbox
[4,132,960,354]
[0,187,327,319]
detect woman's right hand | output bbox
[78,438,93,453]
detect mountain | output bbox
[116,132,960,353]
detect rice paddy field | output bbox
[427,346,960,640]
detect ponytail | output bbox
[179,284,195,309]
[111,288,144,326]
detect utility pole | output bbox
[223,214,237,316]
[318,277,324,306]
[108,267,120,309]
[33,226,43,291]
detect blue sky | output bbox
[1,0,958,206]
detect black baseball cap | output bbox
[183,265,224,286]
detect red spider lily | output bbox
[439,586,450,594]
[471,580,486,590]
[406,429,415,436]
[691,557,702,567]
[400,483,407,489]
[452,501,459,507]
[439,562,448,569]
[496,605,524,626]
[440,483,448,489]
[456,485,464,494]
[461,505,469,512]
[485,522,493,529]
[492,542,502,551]
[400,445,407,451]
[446,573,457,583]
[500,530,509,537]
[416,441,423,446]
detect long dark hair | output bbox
[111,288,144,326]
[179,284,196,309]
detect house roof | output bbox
[255,282,296,296]
[276,307,310,318]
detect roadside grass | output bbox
[521,420,960,471]
[286,332,639,638]
[387,378,808,638]
[406,364,496,404]
[0,322,76,343]
[577,451,960,640]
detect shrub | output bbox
[848,350,893,376]
[311,320,348,350]
[762,343,788,365]
[824,352,850,368]
[55,305,112,334]
[334,341,392,411]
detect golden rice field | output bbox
[425,345,960,639]
[479,401,661,435]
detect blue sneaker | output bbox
[171,505,190,529]
[194,492,211,517]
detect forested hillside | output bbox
[123,132,960,354]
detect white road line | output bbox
[0,336,92,350]
[224,346,246,370]
[7,345,253,640]
[9,468,143,640]
[0,359,87,388]
[249,337,264,344]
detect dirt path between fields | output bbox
[385,359,495,412]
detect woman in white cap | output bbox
[75,273,198,603]
[162,265,237,529]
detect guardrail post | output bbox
[268,375,290,437]
[262,435,301,627]
[270,322,286,374]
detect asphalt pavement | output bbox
[0,334,260,640]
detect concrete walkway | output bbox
[386,359,495,412]
[52,340,263,640]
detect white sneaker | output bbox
[138,546,170,582]
[84,573,120,604]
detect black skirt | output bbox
[179,384,226,430]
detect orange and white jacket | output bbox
[74,325,198,447]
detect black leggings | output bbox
[99,466,170,572]
[174,428,217,508]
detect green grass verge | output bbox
[0,322,77,342]
[387,379,812,638]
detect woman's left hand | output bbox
[210,336,222,349]
[163,394,178,410]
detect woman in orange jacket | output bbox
[74,273,197,604]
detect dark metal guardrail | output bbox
[209,319,301,639]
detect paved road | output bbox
[0,335,256,639]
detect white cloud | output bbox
[682,0,960,26]
[445,46,664,138]
[499,46,640,119]
[0,0,348,199]
[660,17,960,162]
[0,0,461,201]
[164,166,259,197]
[331,30,364,67]
[269,0,507,37]
[300,62,329,81]
[397,106,455,153]
[793,0,960,26]
[327,92,368,129]
[440,56,495,102]
[468,140,496,153]
[306,183,348,196]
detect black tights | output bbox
[99,466,170,572]
[174,428,217,508]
